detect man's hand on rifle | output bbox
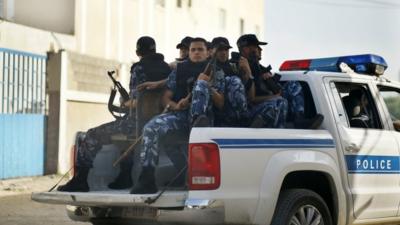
[122,99,136,109]
[261,71,274,80]
[137,80,164,92]
[274,89,282,97]
[197,72,211,82]
[173,94,191,111]
[112,86,134,109]
[239,56,252,81]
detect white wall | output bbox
[13,0,75,34]
[264,0,400,80]
[75,0,264,64]
[0,21,75,56]
[3,0,265,65]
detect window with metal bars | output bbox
[0,48,47,114]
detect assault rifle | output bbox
[107,71,130,101]
[249,53,281,95]
[186,52,218,97]
[107,71,130,119]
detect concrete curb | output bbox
[0,175,69,197]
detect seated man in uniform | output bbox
[131,37,225,194]
[237,34,323,129]
[169,36,193,70]
[209,36,256,127]
[57,36,171,192]
[343,89,370,128]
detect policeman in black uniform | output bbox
[169,36,193,70]
[237,34,323,128]
[58,36,171,192]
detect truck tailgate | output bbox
[31,190,188,208]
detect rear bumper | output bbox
[32,191,226,224]
[66,198,225,225]
[160,199,225,225]
[31,191,187,207]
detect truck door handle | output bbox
[345,143,360,152]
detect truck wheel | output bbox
[271,189,332,225]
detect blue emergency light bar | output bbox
[279,54,388,76]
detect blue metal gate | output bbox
[0,48,47,179]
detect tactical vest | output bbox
[250,62,279,96]
[217,61,239,77]
[137,53,171,83]
[174,60,208,102]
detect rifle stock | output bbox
[203,59,214,76]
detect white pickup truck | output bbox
[32,54,400,225]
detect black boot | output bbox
[249,115,265,128]
[108,160,133,190]
[294,113,324,129]
[57,167,90,192]
[130,167,158,194]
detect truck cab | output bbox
[32,54,400,225]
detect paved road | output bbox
[0,193,221,225]
[2,193,399,225]
[0,194,88,225]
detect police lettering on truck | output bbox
[346,155,399,173]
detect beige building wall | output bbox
[3,0,264,62]
[75,0,264,63]
[74,0,142,62]
[0,21,75,56]
[13,0,75,34]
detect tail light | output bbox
[279,59,311,71]
[188,143,220,190]
[70,145,77,177]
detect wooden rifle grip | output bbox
[203,63,212,76]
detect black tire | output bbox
[271,189,333,225]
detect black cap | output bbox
[236,34,267,48]
[136,36,156,52]
[176,36,193,49]
[211,37,232,49]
